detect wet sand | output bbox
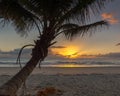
[0,67,120,75]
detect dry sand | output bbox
[0,67,120,96]
[0,67,120,75]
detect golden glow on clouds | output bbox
[51,45,80,58]
[51,64,87,68]
[101,13,119,24]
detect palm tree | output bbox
[0,0,110,95]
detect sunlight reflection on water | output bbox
[41,64,120,68]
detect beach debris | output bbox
[116,43,120,46]
[36,87,61,96]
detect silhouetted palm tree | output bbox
[0,0,110,95]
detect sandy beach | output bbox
[1,67,120,75]
[0,67,120,96]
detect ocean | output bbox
[0,58,120,68]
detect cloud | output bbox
[77,53,120,59]
[0,47,66,60]
[101,13,119,24]
[0,47,120,60]
[102,13,113,19]
[98,52,120,59]
[0,48,32,59]
[51,46,66,49]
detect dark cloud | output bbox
[46,48,66,60]
[75,53,120,59]
[50,46,66,49]
[98,52,120,59]
[0,48,32,59]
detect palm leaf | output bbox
[0,0,40,35]
[56,0,110,26]
[61,20,108,40]
[56,23,79,33]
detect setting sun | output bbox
[51,45,80,58]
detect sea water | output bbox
[0,58,120,68]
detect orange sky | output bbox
[51,45,81,58]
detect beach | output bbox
[0,67,120,96]
[0,67,120,75]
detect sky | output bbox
[0,0,120,59]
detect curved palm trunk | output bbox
[0,56,40,96]
[0,34,52,96]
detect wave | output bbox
[0,60,119,65]
[41,61,120,65]
[0,61,25,64]
[0,59,120,67]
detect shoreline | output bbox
[0,67,120,75]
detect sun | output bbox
[51,45,80,58]
[61,46,79,58]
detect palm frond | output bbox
[0,0,111,38]
[61,20,108,40]
[57,23,79,32]
[0,0,40,35]
[57,0,111,26]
